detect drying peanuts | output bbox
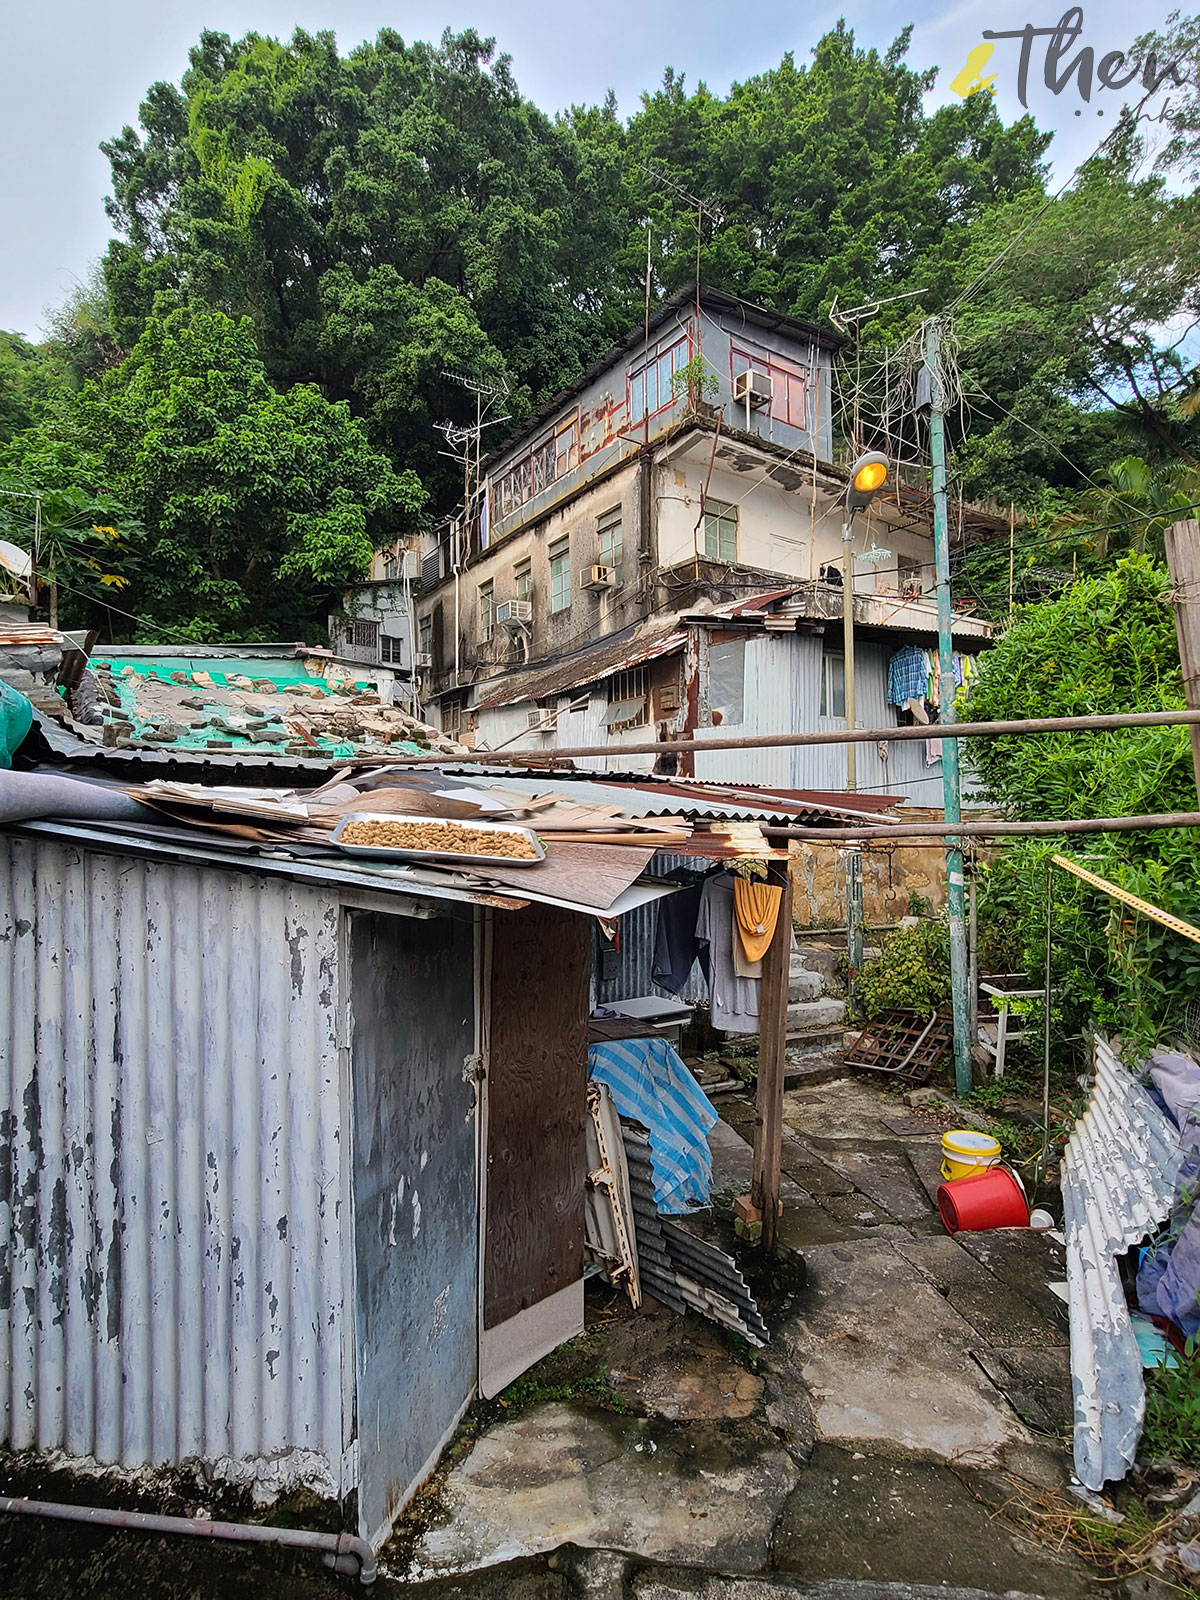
[341,817,539,859]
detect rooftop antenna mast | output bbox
[437,373,511,690]
[636,164,724,445]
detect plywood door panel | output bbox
[349,909,476,1549]
[483,905,589,1377]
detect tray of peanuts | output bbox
[331,812,546,868]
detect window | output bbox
[441,698,463,735]
[554,419,578,477]
[597,506,623,584]
[703,499,738,563]
[549,537,571,612]
[514,559,532,603]
[380,633,406,664]
[490,410,583,524]
[480,580,495,640]
[605,667,649,729]
[820,653,846,718]
[629,338,689,425]
[418,615,433,658]
[731,346,810,430]
[708,639,745,726]
[349,619,379,651]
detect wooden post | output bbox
[751,867,794,1255]
[1166,520,1200,804]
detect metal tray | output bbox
[330,811,546,868]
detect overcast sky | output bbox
[0,0,1179,338]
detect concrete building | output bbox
[382,285,997,802]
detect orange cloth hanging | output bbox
[733,877,783,963]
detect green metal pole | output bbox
[926,317,972,1098]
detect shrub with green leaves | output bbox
[855,918,950,1021]
[967,554,1200,1047]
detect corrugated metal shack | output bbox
[0,756,885,1554]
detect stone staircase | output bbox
[785,944,848,1085]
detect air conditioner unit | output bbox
[496,599,532,627]
[413,651,433,669]
[733,369,773,409]
[582,563,613,592]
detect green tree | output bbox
[100,27,626,504]
[966,556,1200,1043]
[42,265,125,386]
[0,332,66,445]
[932,127,1200,505]
[5,303,424,639]
[595,25,1050,327]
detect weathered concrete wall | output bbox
[789,827,951,930]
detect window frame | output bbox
[549,537,571,613]
[606,666,649,730]
[349,618,380,651]
[819,652,846,719]
[597,505,623,585]
[730,345,811,431]
[703,499,738,563]
[417,614,433,658]
[628,337,690,427]
[490,409,583,526]
[514,558,533,604]
[479,579,495,641]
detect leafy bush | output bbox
[967,555,1200,1049]
[1141,1341,1200,1466]
[855,918,950,1021]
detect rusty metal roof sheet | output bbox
[1061,1035,1187,1490]
[406,769,895,826]
[474,627,687,711]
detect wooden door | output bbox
[480,905,591,1397]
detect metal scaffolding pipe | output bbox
[0,1495,377,1585]
[765,810,1200,843]
[398,707,1200,766]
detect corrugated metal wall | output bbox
[0,836,350,1500]
[595,857,710,1006]
[691,633,964,806]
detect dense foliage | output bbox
[967,558,1200,1045]
[2,18,1197,638]
[855,918,951,1022]
[1,305,423,639]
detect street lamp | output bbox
[842,451,891,792]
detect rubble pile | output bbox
[92,661,465,758]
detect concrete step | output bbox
[786,997,845,1032]
[783,1055,851,1089]
[788,968,824,1004]
[784,1022,846,1057]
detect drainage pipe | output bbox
[0,1496,377,1585]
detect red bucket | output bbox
[937,1166,1029,1233]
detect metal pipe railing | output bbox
[395,706,1200,766]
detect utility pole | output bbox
[926,318,972,1097]
[1165,519,1200,804]
[842,514,857,791]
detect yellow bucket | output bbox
[941,1129,1002,1182]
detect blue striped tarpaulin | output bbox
[587,1038,717,1214]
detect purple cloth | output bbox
[1137,1050,1200,1339]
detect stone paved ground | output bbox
[0,1076,1131,1600]
[392,1077,1106,1599]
